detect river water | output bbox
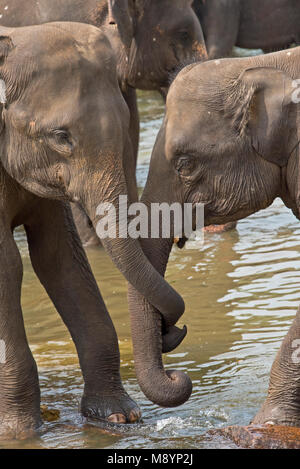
[3,52,300,449]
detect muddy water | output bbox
[4,52,300,449]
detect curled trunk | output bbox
[128,237,192,407]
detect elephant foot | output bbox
[0,414,42,441]
[162,325,187,353]
[252,400,300,428]
[81,391,141,424]
[212,424,300,449]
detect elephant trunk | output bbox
[83,181,185,329]
[128,236,192,407]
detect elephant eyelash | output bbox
[51,129,71,141]
[174,156,195,176]
[46,129,74,156]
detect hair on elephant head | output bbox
[162,62,299,224]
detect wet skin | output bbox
[127,47,300,424]
[0,21,189,438]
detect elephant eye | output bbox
[47,129,74,156]
[52,129,71,144]
[177,30,190,42]
[175,156,195,177]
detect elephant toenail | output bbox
[108,413,127,424]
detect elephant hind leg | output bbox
[0,219,41,440]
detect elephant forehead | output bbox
[166,72,239,153]
[10,22,114,77]
[10,88,126,140]
[165,105,198,154]
[165,98,229,159]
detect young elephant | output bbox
[0,22,191,438]
[0,0,207,246]
[193,0,300,59]
[127,47,300,424]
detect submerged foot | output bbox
[0,415,42,441]
[81,391,141,424]
[252,401,300,428]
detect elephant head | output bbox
[125,0,207,94]
[128,58,300,407]
[91,0,206,93]
[0,22,192,407]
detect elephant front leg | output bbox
[25,199,141,424]
[253,307,300,427]
[0,223,41,439]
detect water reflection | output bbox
[8,193,300,449]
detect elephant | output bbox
[0,0,207,246]
[126,46,300,424]
[193,0,300,59]
[0,21,193,439]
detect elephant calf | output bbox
[128,47,300,426]
[0,21,191,439]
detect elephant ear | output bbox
[108,0,133,51]
[236,67,297,167]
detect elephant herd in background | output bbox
[0,0,300,439]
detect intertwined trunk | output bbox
[128,235,192,407]
[83,179,185,334]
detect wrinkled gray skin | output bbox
[193,0,300,59]
[0,0,207,246]
[0,22,193,439]
[128,47,300,423]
